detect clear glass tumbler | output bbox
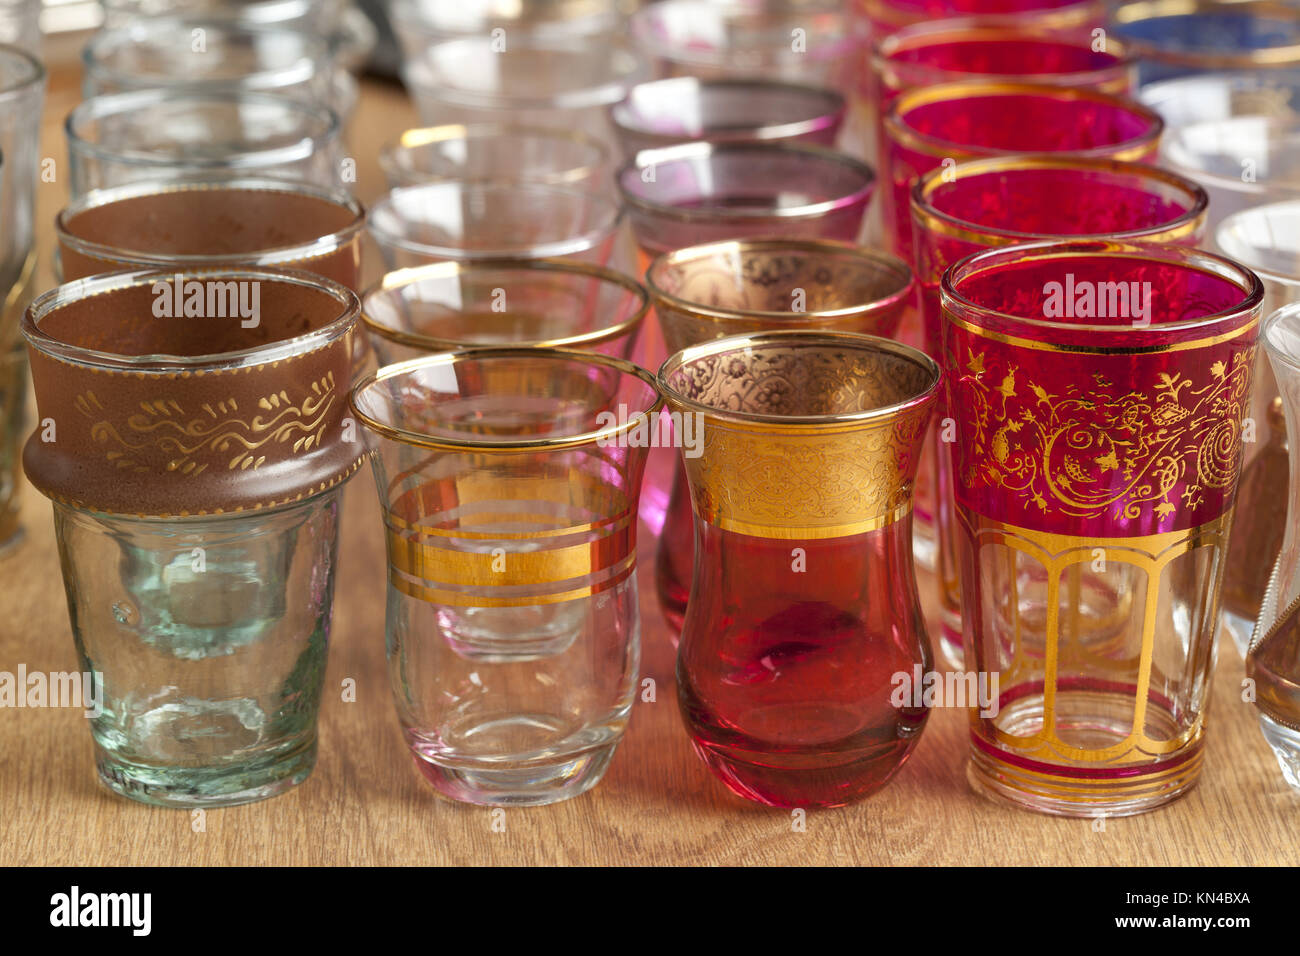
[350,349,661,805]
[21,267,366,807]
[942,239,1263,816]
[659,329,940,807]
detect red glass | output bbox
[910,156,1208,665]
[646,239,914,635]
[855,0,1104,38]
[660,330,939,807]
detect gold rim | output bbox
[645,238,914,322]
[912,155,1207,246]
[361,258,650,351]
[379,122,611,188]
[1112,0,1300,69]
[856,0,1101,32]
[884,80,1163,162]
[657,329,940,433]
[350,347,664,452]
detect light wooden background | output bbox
[2,68,1296,867]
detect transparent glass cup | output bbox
[350,349,662,806]
[399,33,646,146]
[360,258,649,366]
[941,239,1263,816]
[21,267,366,807]
[1109,0,1300,86]
[368,181,623,271]
[1141,70,1300,230]
[910,156,1208,669]
[1214,200,1300,656]
[378,124,612,192]
[66,89,344,199]
[610,77,846,155]
[646,239,915,636]
[55,178,365,291]
[659,329,940,807]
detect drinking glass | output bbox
[610,77,845,155]
[660,329,939,807]
[378,124,612,192]
[361,258,648,366]
[911,156,1208,668]
[55,178,365,290]
[1109,0,1300,86]
[66,89,343,198]
[368,182,623,271]
[350,348,661,805]
[853,0,1103,39]
[1214,199,1300,656]
[21,267,365,806]
[942,239,1262,816]
[1141,70,1300,229]
[398,33,646,146]
[647,239,914,635]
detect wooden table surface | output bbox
[2,68,1296,868]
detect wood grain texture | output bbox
[2,70,1297,867]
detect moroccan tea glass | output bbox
[1110,0,1300,86]
[853,0,1104,38]
[360,258,648,366]
[941,239,1263,816]
[21,267,365,807]
[659,329,939,807]
[1214,199,1300,657]
[378,124,612,192]
[55,178,365,290]
[647,238,915,636]
[368,181,623,272]
[610,77,846,155]
[350,349,661,806]
[911,156,1208,668]
[66,89,344,198]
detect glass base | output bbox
[1258,713,1300,791]
[95,737,317,808]
[409,723,624,807]
[1220,606,1256,660]
[912,516,937,571]
[967,736,1203,818]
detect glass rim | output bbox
[0,42,44,103]
[1111,0,1300,69]
[82,16,327,91]
[1261,299,1300,373]
[912,154,1208,244]
[857,0,1103,32]
[403,34,645,111]
[616,141,876,223]
[940,237,1264,343]
[874,17,1137,85]
[885,80,1164,161]
[55,177,366,269]
[610,76,847,146]
[360,257,651,350]
[368,180,623,260]
[377,122,611,188]
[65,88,341,169]
[21,266,360,373]
[1214,198,1300,287]
[349,347,665,452]
[630,0,867,63]
[389,0,622,36]
[657,329,940,431]
[645,238,914,322]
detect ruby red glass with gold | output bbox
[910,156,1208,667]
[660,330,939,807]
[941,239,1262,816]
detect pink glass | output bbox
[854,0,1104,38]
[910,156,1208,669]
[660,330,940,807]
[647,239,915,636]
[610,77,846,155]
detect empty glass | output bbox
[66,89,344,198]
[368,181,623,271]
[378,124,612,191]
[361,258,648,365]
[610,77,845,155]
[350,349,661,805]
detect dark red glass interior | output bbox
[891,38,1118,74]
[903,93,1154,151]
